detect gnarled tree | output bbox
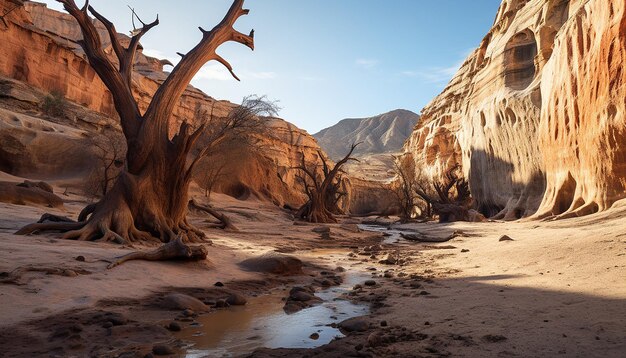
[16,0,255,243]
[413,164,472,222]
[295,143,359,223]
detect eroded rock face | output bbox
[0,1,321,207]
[404,0,625,219]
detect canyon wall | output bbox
[0,1,323,207]
[404,0,626,219]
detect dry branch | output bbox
[189,199,238,231]
[107,236,208,269]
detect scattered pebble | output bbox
[364,280,377,286]
[152,344,174,355]
[167,322,181,332]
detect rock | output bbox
[167,322,181,332]
[290,291,315,302]
[461,249,470,253]
[309,333,319,340]
[367,331,383,348]
[380,320,388,327]
[225,293,247,306]
[499,235,514,242]
[364,280,377,286]
[75,255,85,262]
[161,293,209,312]
[312,226,330,234]
[214,281,224,287]
[379,254,398,265]
[214,299,229,308]
[238,252,303,275]
[402,0,626,220]
[339,318,369,333]
[152,344,174,355]
[183,309,195,317]
[0,181,64,208]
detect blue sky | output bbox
[40,0,501,133]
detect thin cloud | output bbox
[355,58,379,69]
[402,47,475,84]
[195,63,234,81]
[402,61,464,84]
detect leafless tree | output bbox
[391,155,418,222]
[295,143,360,223]
[17,0,257,245]
[413,164,472,222]
[83,132,126,199]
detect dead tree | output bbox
[413,164,472,222]
[16,0,255,244]
[295,143,359,223]
[391,155,418,222]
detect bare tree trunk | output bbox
[16,0,255,243]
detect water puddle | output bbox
[178,267,369,357]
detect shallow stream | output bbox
[178,252,370,357]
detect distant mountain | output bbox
[313,109,420,161]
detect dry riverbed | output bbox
[1,192,625,357]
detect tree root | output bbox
[107,236,208,269]
[189,199,238,231]
[0,265,91,285]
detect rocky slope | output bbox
[314,109,419,161]
[404,0,625,220]
[0,0,323,208]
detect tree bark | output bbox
[15,0,255,243]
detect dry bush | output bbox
[41,90,67,117]
[83,131,126,199]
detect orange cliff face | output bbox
[403,0,626,220]
[0,1,324,208]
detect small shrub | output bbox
[42,90,67,117]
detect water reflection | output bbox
[179,272,369,357]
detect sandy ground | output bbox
[0,182,625,357]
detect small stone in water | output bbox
[309,333,320,340]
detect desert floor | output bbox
[1,181,625,357]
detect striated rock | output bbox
[403,0,626,220]
[0,1,324,208]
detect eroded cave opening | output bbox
[504,29,538,90]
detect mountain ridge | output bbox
[313,109,419,161]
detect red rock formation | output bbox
[0,1,321,207]
[404,0,625,220]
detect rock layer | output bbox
[404,0,626,219]
[0,1,322,207]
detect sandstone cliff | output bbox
[0,1,322,207]
[404,0,625,220]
